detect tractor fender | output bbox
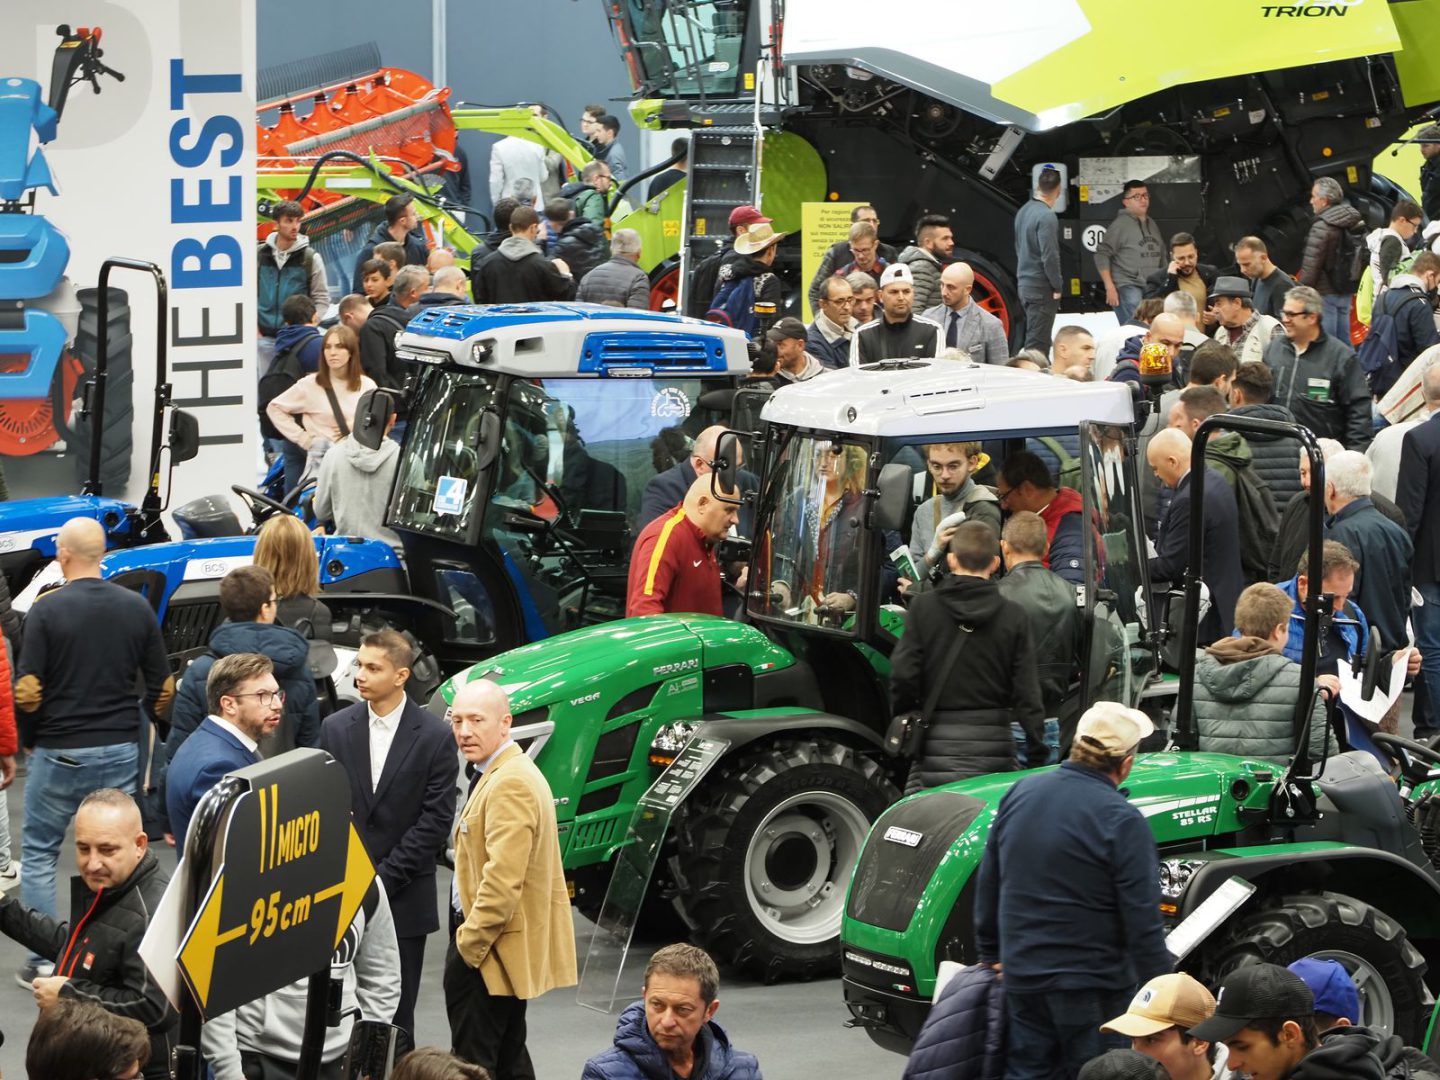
[694,710,887,755]
[1175,846,1440,952]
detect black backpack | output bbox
[257,337,309,439]
[1326,221,1369,294]
[1356,289,1428,398]
[1230,462,1280,584]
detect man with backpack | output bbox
[258,295,324,496]
[1360,251,1440,399]
[257,200,329,375]
[1296,177,1366,343]
[1264,285,1373,451]
[360,265,426,439]
[708,222,786,336]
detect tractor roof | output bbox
[760,360,1136,439]
[396,302,752,378]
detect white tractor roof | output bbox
[760,360,1137,438]
[395,302,753,378]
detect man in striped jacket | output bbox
[626,475,739,618]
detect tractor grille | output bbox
[846,792,986,932]
[570,815,623,852]
[162,600,222,659]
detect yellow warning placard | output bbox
[800,202,863,323]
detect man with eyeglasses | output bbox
[1366,199,1425,305]
[807,275,858,370]
[806,205,898,311]
[1263,285,1373,450]
[165,652,283,849]
[1095,179,1165,326]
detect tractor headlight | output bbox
[1159,858,1202,899]
[471,338,496,365]
[649,721,697,767]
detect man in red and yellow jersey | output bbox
[627,475,740,618]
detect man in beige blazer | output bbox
[445,679,577,1079]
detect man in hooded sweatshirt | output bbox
[163,564,319,797]
[257,200,329,373]
[1194,582,1335,761]
[472,205,575,304]
[890,520,1046,793]
[1288,959,1440,1080]
[316,389,402,549]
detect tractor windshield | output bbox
[748,433,870,634]
[611,0,750,98]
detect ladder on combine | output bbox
[678,110,761,314]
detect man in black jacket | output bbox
[1142,232,1218,321]
[1371,252,1440,397]
[998,511,1080,723]
[0,788,175,1080]
[890,521,1045,793]
[687,205,767,319]
[473,205,575,304]
[851,263,943,366]
[1324,451,1414,661]
[350,193,429,294]
[976,702,1170,1079]
[320,629,456,1053]
[1263,286,1372,451]
[1398,361,1440,739]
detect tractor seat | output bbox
[174,494,244,539]
[1314,751,1433,870]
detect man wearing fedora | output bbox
[709,220,786,336]
[850,263,943,365]
[1210,275,1280,366]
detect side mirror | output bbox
[474,409,501,472]
[872,463,912,532]
[1361,625,1383,701]
[169,409,200,464]
[711,431,743,505]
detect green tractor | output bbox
[433,359,1163,981]
[840,414,1440,1053]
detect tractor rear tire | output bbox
[669,738,897,982]
[68,287,134,493]
[1201,891,1427,1042]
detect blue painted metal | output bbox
[0,77,58,201]
[0,215,71,301]
[403,301,720,342]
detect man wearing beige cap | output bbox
[708,221,786,336]
[1102,973,1227,1080]
[975,702,1171,1079]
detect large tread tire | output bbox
[1200,891,1427,1042]
[669,738,898,983]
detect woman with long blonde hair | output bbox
[254,514,332,641]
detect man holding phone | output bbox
[13,517,173,987]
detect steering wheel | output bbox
[1371,732,1440,784]
[232,484,292,527]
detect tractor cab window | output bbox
[1078,421,1157,706]
[389,369,502,541]
[614,0,749,98]
[749,434,869,632]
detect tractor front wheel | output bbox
[669,738,897,982]
[1200,891,1427,1042]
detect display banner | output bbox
[800,201,862,323]
[0,2,255,508]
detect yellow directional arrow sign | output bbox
[176,750,376,1018]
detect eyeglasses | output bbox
[823,296,855,306]
[1124,192,1150,201]
[995,486,1016,507]
[1280,309,1313,320]
[230,690,286,706]
[928,461,969,474]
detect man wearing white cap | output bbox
[1102,973,1228,1080]
[975,701,1172,1080]
[850,262,943,366]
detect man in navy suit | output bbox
[1397,358,1440,738]
[165,653,281,850]
[1147,427,1244,641]
[320,629,457,1052]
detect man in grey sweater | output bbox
[577,228,650,309]
[1095,179,1165,326]
[1013,167,1064,352]
[315,389,401,548]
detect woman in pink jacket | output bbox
[265,325,377,474]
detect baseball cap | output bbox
[766,317,807,343]
[728,205,771,230]
[1074,702,1154,757]
[1077,1050,1164,1080]
[1188,964,1314,1043]
[1287,958,1359,1024]
[1101,973,1216,1037]
[879,263,914,288]
[1209,275,1252,302]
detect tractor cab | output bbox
[388,302,752,669]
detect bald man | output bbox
[1108,311,1186,390]
[923,262,1009,365]
[1146,427,1244,640]
[638,424,732,530]
[0,788,175,1078]
[446,679,577,1079]
[14,517,173,986]
[627,473,740,618]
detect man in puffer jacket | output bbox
[545,198,608,283]
[891,521,1046,793]
[1195,583,1334,761]
[1229,361,1304,511]
[164,565,319,800]
[1296,176,1365,342]
[902,963,1004,1080]
[579,228,650,308]
[582,944,762,1080]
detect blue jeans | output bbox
[22,743,138,965]
[1005,985,1133,1080]
[1321,293,1352,344]
[264,437,307,499]
[1414,582,1440,737]
[1112,284,1144,329]
[1012,718,1061,768]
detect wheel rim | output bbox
[742,790,871,945]
[1308,949,1396,1033]
[970,269,1011,337]
[649,265,680,312]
